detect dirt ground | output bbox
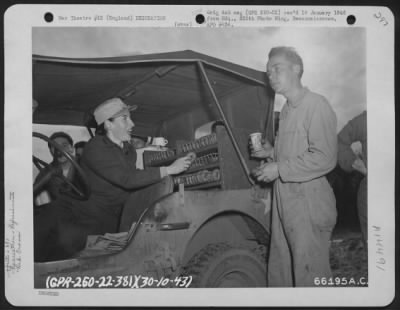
[330,227,368,286]
[328,173,368,287]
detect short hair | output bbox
[95,123,107,136]
[268,46,304,78]
[95,117,115,136]
[74,141,87,150]
[48,132,73,149]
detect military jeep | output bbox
[33,50,275,288]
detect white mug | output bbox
[151,137,168,147]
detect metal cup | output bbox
[249,132,263,152]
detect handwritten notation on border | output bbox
[373,225,385,271]
[5,191,22,277]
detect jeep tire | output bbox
[182,243,267,287]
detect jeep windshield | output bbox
[33,50,275,183]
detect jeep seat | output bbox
[118,176,174,232]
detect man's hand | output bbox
[352,157,367,176]
[250,139,274,160]
[252,162,279,183]
[166,156,192,175]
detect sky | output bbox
[32,27,366,164]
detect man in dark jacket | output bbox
[34,98,191,261]
[74,141,87,162]
[337,111,367,246]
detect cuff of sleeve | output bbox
[277,161,288,182]
[160,167,169,178]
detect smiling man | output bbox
[35,97,191,262]
[252,47,337,286]
[34,131,76,204]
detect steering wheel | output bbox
[33,132,91,200]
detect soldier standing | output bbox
[252,47,338,286]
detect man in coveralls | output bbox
[252,47,337,286]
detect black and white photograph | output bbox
[4,5,395,307]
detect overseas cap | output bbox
[94,98,137,125]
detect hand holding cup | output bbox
[249,133,274,159]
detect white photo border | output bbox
[4,4,395,307]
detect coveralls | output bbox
[34,134,166,261]
[268,88,337,287]
[337,111,367,244]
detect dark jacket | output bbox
[337,111,367,172]
[35,134,166,261]
[58,134,164,233]
[34,160,77,202]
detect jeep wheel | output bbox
[182,243,267,287]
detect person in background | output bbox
[337,111,367,247]
[33,99,39,114]
[34,97,192,261]
[74,141,87,162]
[252,46,337,287]
[34,131,76,203]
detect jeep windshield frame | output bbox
[33,50,275,186]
